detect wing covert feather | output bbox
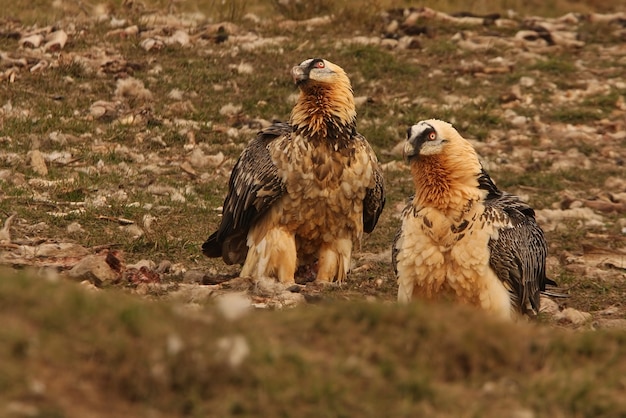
[357,134,385,233]
[484,193,548,315]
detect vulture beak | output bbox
[403,126,418,160]
[291,64,308,85]
[403,141,417,161]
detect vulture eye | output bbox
[428,131,437,141]
[315,61,325,68]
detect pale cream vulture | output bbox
[393,119,555,320]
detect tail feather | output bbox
[542,278,570,299]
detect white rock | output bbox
[216,335,249,367]
[215,292,251,321]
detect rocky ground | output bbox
[1,4,626,329]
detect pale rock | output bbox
[66,222,84,234]
[0,214,16,242]
[140,38,164,51]
[44,151,73,164]
[127,259,156,270]
[166,333,184,356]
[592,319,626,330]
[539,296,560,315]
[236,62,253,74]
[142,214,156,232]
[20,34,44,48]
[519,76,535,87]
[168,283,217,304]
[170,191,186,203]
[535,208,604,232]
[510,409,535,418]
[226,127,239,138]
[215,292,251,321]
[119,224,144,239]
[167,88,184,100]
[123,25,139,37]
[28,150,48,176]
[188,148,225,169]
[166,30,190,47]
[554,307,592,325]
[243,13,261,24]
[89,100,117,119]
[219,103,242,116]
[109,17,127,28]
[36,242,90,258]
[276,290,305,308]
[79,280,100,292]
[44,30,68,52]
[68,254,119,285]
[115,77,153,101]
[216,335,249,367]
[381,38,399,49]
[510,115,528,127]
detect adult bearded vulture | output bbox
[203,58,385,285]
[393,119,556,320]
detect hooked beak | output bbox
[291,64,307,85]
[403,140,417,161]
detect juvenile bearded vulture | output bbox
[203,58,385,284]
[392,119,555,320]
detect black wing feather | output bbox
[202,122,290,264]
[481,168,550,316]
[357,133,385,234]
[363,164,385,233]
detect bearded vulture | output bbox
[203,58,385,285]
[392,119,555,320]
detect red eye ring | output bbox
[315,61,325,68]
[428,132,437,141]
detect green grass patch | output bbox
[2,270,626,417]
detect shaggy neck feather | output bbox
[290,83,356,145]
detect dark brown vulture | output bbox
[203,58,385,284]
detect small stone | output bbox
[68,254,120,285]
[554,307,592,325]
[67,222,84,234]
[28,150,48,176]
